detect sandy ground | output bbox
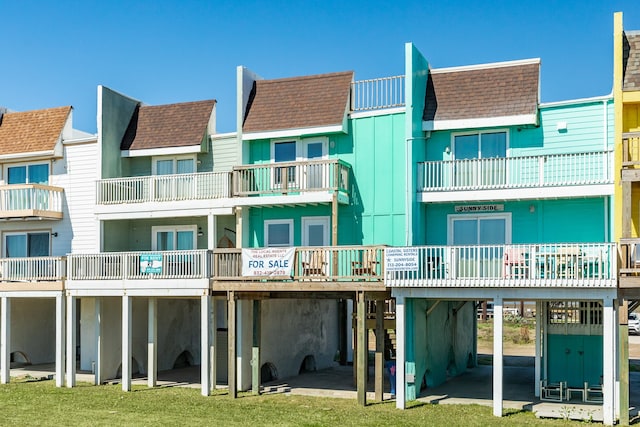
[478,335,640,358]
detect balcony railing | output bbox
[622,132,640,167]
[351,76,405,112]
[232,159,351,197]
[0,184,64,219]
[96,172,232,205]
[0,257,66,282]
[385,243,615,288]
[213,246,385,282]
[67,250,210,280]
[417,151,613,192]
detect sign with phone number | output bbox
[384,247,419,272]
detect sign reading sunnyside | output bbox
[242,247,295,277]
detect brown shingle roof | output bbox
[423,61,539,123]
[121,100,216,150]
[623,32,640,91]
[243,71,353,133]
[0,106,71,156]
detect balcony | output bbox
[351,75,405,112]
[0,184,64,220]
[232,159,351,206]
[385,243,615,288]
[212,245,385,291]
[97,172,232,204]
[618,239,640,288]
[621,132,640,180]
[417,151,613,202]
[0,256,66,290]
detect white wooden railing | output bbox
[67,250,209,280]
[232,159,350,197]
[417,150,613,192]
[385,243,615,288]
[212,246,385,282]
[351,76,405,111]
[96,172,231,205]
[0,257,66,282]
[0,184,63,217]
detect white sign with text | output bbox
[242,247,295,277]
[385,247,419,272]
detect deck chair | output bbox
[556,246,581,279]
[503,248,529,279]
[352,249,379,276]
[540,379,565,402]
[302,251,327,277]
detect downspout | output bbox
[604,99,610,242]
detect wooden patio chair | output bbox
[352,249,379,276]
[302,251,327,277]
[503,247,529,279]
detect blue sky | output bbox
[1,1,639,134]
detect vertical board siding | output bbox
[64,141,100,253]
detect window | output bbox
[452,131,507,187]
[6,163,49,185]
[152,156,195,175]
[273,141,296,185]
[4,232,50,257]
[264,219,293,247]
[152,226,196,251]
[302,217,329,246]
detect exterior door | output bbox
[305,140,327,189]
[453,132,507,187]
[449,214,509,277]
[302,217,329,246]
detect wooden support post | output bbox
[375,299,384,401]
[492,297,503,417]
[620,299,630,426]
[357,291,367,406]
[94,298,102,385]
[228,291,237,398]
[211,297,217,392]
[148,297,157,388]
[201,295,211,396]
[339,299,347,365]
[252,300,261,395]
[66,295,76,388]
[0,297,10,384]
[603,297,615,426]
[55,293,65,387]
[122,295,132,392]
[622,182,632,239]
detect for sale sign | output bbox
[242,247,295,277]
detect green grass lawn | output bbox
[0,379,584,426]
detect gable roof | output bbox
[242,71,353,134]
[0,106,71,156]
[623,32,640,91]
[121,100,216,151]
[423,60,539,126]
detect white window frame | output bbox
[3,161,51,185]
[301,216,330,246]
[151,225,197,251]
[446,213,512,245]
[264,219,294,247]
[3,230,52,257]
[151,154,197,175]
[450,129,509,160]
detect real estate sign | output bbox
[140,253,163,274]
[242,247,295,277]
[385,247,419,271]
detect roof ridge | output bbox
[4,105,72,116]
[430,58,540,74]
[139,99,216,110]
[257,71,354,84]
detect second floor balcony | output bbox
[0,256,66,290]
[0,184,64,220]
[232,159,351,206]
[95,172,232,216]
[385,243,616,289]
[417,150,613,202]
[622,132,640,180]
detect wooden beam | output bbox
[357,291,367,406]
[620,299,630,426]
[375,299,384,401]
[622,181,632,238]
[252,300,261,395]
[228,291,237,398]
